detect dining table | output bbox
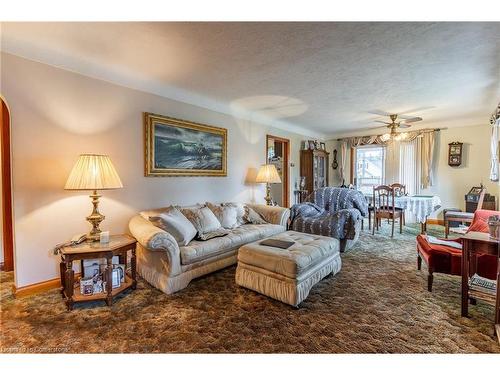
[364,194,442,233]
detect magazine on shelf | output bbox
[449,225,469,235]
[469,273,497,295]
[425,235,462,250]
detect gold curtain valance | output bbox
[338,128,441,147]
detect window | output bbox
[354,145,385,194]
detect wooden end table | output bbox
[460,231,500,344]
[59,234,137,311]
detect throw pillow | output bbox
[181,206,229,240]
[243,206,267,224]
[149,208,197,246]
[467,213,490,233]
[206,202,238,229]
[222,202,247,225]
[197,228,231,241]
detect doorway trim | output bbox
[1,97,14,271]
[265,134,290,207]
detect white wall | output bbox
[1,53,307,288]
[421,125,498,218]
[326,140,342,186]
[326,126,498,218]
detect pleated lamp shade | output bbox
[64,154,123,190]
[256,164,281,184]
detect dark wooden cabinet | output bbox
[300,149,329,194]
[466,199,496,212]
[465,187,496,212]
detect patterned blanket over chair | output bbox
[290,187,368,243]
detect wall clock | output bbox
[332,149,338,170]
[448,142,463,167]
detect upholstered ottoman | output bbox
[235,231,341,307]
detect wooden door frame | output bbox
[266,135,290,207]
[1,97,14,271]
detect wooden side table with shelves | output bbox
[460,231,500,344]
[59,234,137,311]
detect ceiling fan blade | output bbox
[398,106,435,115]
[367,109,392,117]
[374,120,391,124]
[400,116,422,123]
[399,123,412,128]
[369,124,390,129]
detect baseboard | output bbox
[426,219,444,225]
[13,277,62,298]
[13,272,83,298]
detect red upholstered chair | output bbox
[416,209,498,292]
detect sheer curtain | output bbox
[339,141,347,185]
[490,118,499,181]
[384,141,399,184]
[420,131,435,188]
[399,138,421,195]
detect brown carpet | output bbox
[1,224,499,353]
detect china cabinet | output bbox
[300,149,329,195]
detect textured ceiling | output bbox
[1,22,499,138]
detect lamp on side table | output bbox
[256,164,282,206]
[64,154,123,241]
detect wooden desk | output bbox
[59,234,137,311]
[461,231,500,343]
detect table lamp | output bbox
[64,154,123,241]
[256,164,281,205]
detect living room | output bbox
[1,0,500,371]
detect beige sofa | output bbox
[128,204,290,294]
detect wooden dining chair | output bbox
[390,183,407,226]
[372,185,403,238]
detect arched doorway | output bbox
[1,97,14,271]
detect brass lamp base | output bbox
[264,183,273,206]
[86,190,105,241]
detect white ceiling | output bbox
[1,22,499,139]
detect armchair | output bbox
[290,187,369,252]
[416,209,498,291]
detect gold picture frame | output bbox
[144,112,227,177]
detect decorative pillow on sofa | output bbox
[149,208,197,246]
[206,202,238,229]
[221,202,247,225]
[243,206,267,224]
[140,206,174,220]
[180,206,230,241]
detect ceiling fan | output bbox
[372,113,423,140]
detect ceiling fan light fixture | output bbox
[394,132,408,141]
[380,133,391,142]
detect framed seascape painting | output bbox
[144,113,227,176]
